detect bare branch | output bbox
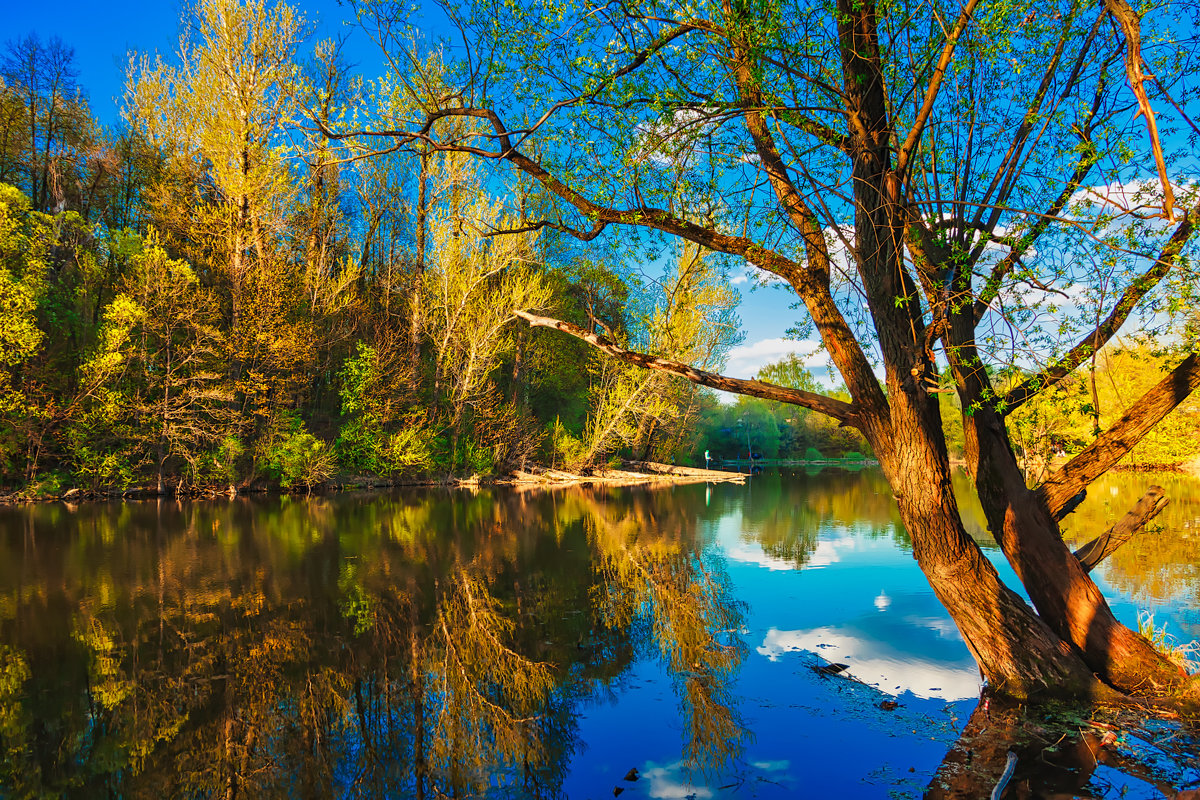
[893,0,983,177]
[514,310,860,424]
[973,146,1099,323]
[1073,487,1168,573]
[1103,0,1177,220]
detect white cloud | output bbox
[723,540,800,571]
[733,263,788,287]
[1068,178,1179,215]
[642,761,713,799]
[903,615,960,640]
[755,626,980,700]
[806,534,856,568]
[722,337,829,380]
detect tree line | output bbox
[0,7,742,496]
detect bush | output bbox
[457,438,495,475]
[335,415,435,476]
[335,418,385,474]
[264,413,334,489]
[192,435,244,485]
[843,451,863,461]
[548,417,587,470]
[23,471,70,498]
[804,447,823,461]
[74,446,135,491]
[381,424,435,473]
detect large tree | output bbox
[329,0,1200,700]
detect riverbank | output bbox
[0,460,746,504]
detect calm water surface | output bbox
[1,468,1198,798]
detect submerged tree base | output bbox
[927,692,1200,799]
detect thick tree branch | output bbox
[893,0,982,177]
[1002,199,1199,414]
[403,102,888,425]
[1038,351,1200,516]
[514,310,860,424]
[715,0,890,417]
[1072,487,1168,573]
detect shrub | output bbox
[24,471,70,498]
[548,417,587,470]
[264,413,334,489]
[335,418,385,474]
[804,447,823,461]
[381,424,435,473]
[74,447,135,491]
[193,435,244,485]
[336,415,435,476]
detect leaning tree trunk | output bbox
[965,403,1185,694]
[828,0,1101,698]
[861,393,1104,699]
[933,260,1188,697]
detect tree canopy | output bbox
[319,0,1200,702]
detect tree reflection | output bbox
[582,488,749,767]
[1059,471,1200,637]
[0,485,747,797]
[721,469,909,568]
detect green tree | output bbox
[75,233,231,491]
[346,0,1200,701]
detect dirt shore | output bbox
[0,461,746,504]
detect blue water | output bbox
[1,468,1197,798]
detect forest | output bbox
[3,2,1197,497]
[0,8,754,497]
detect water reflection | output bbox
[0,488,745,798]
[1059,471,1200,640]
[0,469,1197,797]
[927,693,1200,799]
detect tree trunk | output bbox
[866,407,1103,699]
[410,150,430,394]
[967,402,1184,694]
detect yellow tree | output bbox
[127,0,306,321]
[418,153,552,470]
[566,240,740,467]
[127,0,316,430]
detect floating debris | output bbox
[813,662,850,675]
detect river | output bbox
[1,468,1197,797]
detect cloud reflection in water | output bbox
[755,593,982,701]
